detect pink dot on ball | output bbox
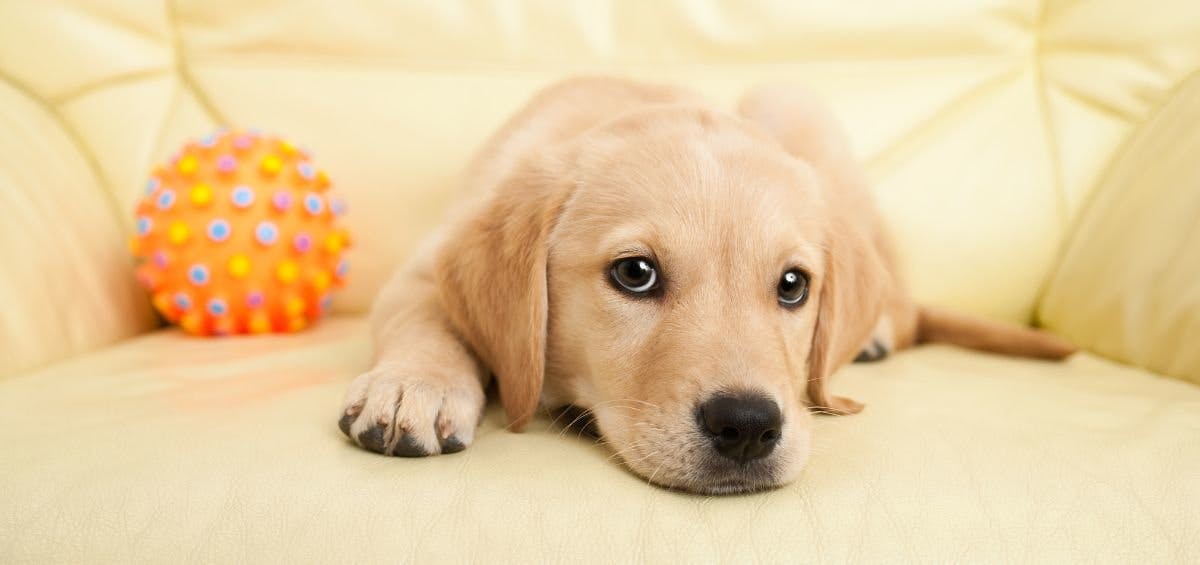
[216,155,237,173]
[272,190,291,211]
[246,291,265,308]
[293,233,312,253]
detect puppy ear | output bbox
[435,153,572,431]
[738,83,886,415]
[805,209,887,416]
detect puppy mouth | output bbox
[691,458,782,494]
[630,441,786,495]
[643,463,783,495]
[699,477,778,495]
[553,405,788,494]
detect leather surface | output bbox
[3,1,1200,562]
[3,1,1200,374]
[0,77,157,377]
[1,317,1197,562]
[1040,75,1200,384]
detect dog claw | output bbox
[357,424,388,453]
[440,435,466,454]
[392,433,429,457]
[854,340,889,363]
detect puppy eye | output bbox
[610,257,659,294]
[777,269,809,307]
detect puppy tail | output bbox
[916,306,1077,360]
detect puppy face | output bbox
[542,109,834,493]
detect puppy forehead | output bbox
[564,122,827,261]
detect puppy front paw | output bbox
[337,367,485,456]
[853,339,890,363]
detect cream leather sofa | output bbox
[3,1,1199,562]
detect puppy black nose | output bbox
[699,393,782,463]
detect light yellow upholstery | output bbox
[2,1,1199,562]
[1040,75,1200,384]
[2,318,1198,562]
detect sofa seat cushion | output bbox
[1,317,1197,562]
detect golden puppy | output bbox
[338,77,1074,494]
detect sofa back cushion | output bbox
[0,84,156,377]
[2,1,1200,376]
[1039,76,1200,385]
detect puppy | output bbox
[337,77,1075,494]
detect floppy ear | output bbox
[737,83,888,415]
[805,210,888,415]
[435,153,573,431]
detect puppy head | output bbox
[438,106,885,493]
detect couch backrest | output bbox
[1040,75,1200,384]
[2,1,1198,377]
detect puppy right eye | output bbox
[609,257,659,295]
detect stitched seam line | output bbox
[1033,68,1200,322]
[166,0,229,128]
[1032,0,1069,231]
[0,71,128,240]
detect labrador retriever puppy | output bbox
[337,77,1075,494]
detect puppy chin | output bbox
[592,407,811,494]
[616,437,810,495]
[625,459,797,495]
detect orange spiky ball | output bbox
[130,129,351,336]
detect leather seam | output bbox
[1033,68,1200,323]
[166,0,229,128]
[0,71,128,240]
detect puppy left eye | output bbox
[610,257,659,295]
[777,269,809,307]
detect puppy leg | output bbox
[853,315,895,363]
[338,264,488,457]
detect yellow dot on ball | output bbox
[248,312,271,334]
[152,292,173,315]
[168,221,190,245]
[178,155,198,175]
[287,316,307,332]
[284,295,306,317]
[180,311,203,334]
[189,183,213,206]
[312,270,332,292]
[228,254,251,278]
[276,260,299,284]
[322,233,344,254]
[261,155,283,175]
[278,140,297,154]
[213,317,236,335]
